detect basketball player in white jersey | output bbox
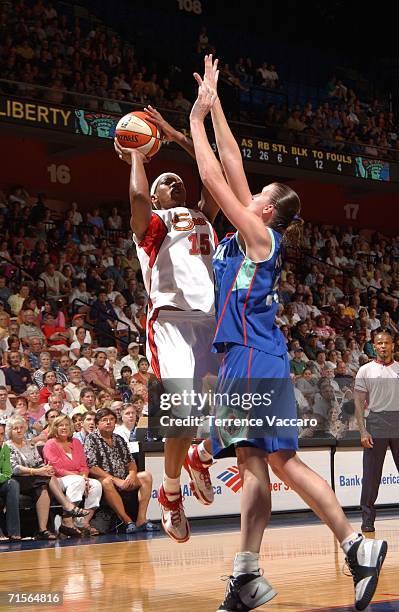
[114,108,218,543]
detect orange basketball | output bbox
[115,111,162,157]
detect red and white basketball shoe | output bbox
[183,445,214,506]
[158,485,190,543]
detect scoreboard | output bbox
[0,94,394,183]
[232,136,391,182]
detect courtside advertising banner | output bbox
[334,448,399,507]
[146,449,331,520]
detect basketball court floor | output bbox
[0,513,398,611]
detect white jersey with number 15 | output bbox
[134,207,217,316]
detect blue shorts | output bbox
[211,344,299,458]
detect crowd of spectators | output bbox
[1,1,399,542]
[0,179,399,538]
[2,0,397,159]
[264,92,399,161]
[0,0,191,115]
[281,222,399,439]
[0,185,162,540]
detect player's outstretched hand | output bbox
[203,54,219,94]
[114,138,149,164]
[190,75,218,122]
[144,105,179,142]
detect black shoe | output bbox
[58,525,82,538]
[217,571,277,611]
[35,530,57,540]
[361,523,375,533]
[345,536,388,611]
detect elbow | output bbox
[129,189,149,208]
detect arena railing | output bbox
[1,79,397,161]
[75,224,131,243]
[0,255,47,298]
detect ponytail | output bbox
[282,216,304,247]
[268,182,302,246]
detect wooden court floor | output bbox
[0,519,397,612]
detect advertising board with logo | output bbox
[146,449,331,520]
[334,448,399,507]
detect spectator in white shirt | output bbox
[107,207,122,230]
[43,388,73,416]
[39,263,68,299]
[70,314,92,343]
[106,346,123,379]
[69,281,91,306]
[64,366,86,407]
[75,344,94,372]
[369,308,381,331]
[71,202,83,226]
[121,342,145,375]
[326,278,344,300]
[70,326,91,361]
[0,385,14,419]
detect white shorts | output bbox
[147,309,218,380]
[147,309,219,421]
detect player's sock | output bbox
[162,475,181,502]
[341,532,362,555]
[233,551,260,577]
[196,441,213,465]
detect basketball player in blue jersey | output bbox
[114,110,219,544]
[189,55,387,612]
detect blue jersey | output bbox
[212,228,286,356]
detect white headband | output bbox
[150,172,183,197]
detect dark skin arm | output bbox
[145,105,219,222]
[354,388,373,448]
[114,141,152,242]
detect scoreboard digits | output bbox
[239,137,353,175]
[231,137,391,182]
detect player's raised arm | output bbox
[189,78,270,259]
[114,139,152,241]
[144,105,196,160]
[145,104,219,222]
[200,55,253,207]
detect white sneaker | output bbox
[158,485,190,543]
[345,535,388,610]
[184,445,214,506]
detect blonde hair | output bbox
[96,390,113,410]
[26,384,40,395]
[5,415,27,439]
[47,415,73,440]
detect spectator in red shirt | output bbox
[42,312,71,351]
[43,415,102,536]
[38,370,57,405]
[132,358,151,387]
